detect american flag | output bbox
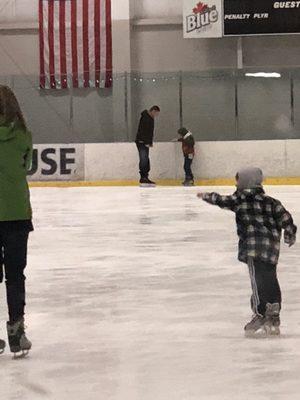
[39,0,112,89]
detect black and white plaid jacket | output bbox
[203,187,297,265]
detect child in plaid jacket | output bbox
[197,167,297,337]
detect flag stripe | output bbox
[59,1,67,89]
[43,1,50,88]
[54,1,61,88]
[88,0,95,86]
[100,0,106,88]
[65,2,73,87]
[71,0,79,88]
[39,0,46,88]
[76,0,84,86]
[48,0,56,88]
[105,0,112,88]
[83,0,90,87]
[94,0,100,87]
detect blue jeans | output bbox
[184,155,194,180]
[136,143,150,179]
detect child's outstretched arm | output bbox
[197,192,238,212]
[273,201,297,247]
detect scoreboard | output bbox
[183,0,300,38]
[224,0,300,36]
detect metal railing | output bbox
[1,67,300,144]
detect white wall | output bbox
[0,0,37,22]
[132,0,183,19]
[0,0,183,22]
[131,28,238,72]
[0,34,39,75]
[0,0,182,21]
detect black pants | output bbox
[184,155,194,180]
[248,258,282,316]
[136,143,150,179]
[0,231,29,323]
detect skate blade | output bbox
[244,328,268,339]
[245,327,280,339]
[13,350,30,360]
[139,183,156,188]
[265,325,281,336]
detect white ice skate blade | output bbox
[13,350,30,360]
[245,328,281,339]
[139,183,156,188]
[244,328,268,339]
[265,325,281,337]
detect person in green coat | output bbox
[0,85,32,357]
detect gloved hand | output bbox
[285,233,296,247]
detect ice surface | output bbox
[0,186,300,400]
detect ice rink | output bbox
[1,185,300,400]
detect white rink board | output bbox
[28,144,85,181]
[84,139,300,181]
[27,139,300,181]
[0,186,300,400]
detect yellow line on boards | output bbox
[28,177,300,188]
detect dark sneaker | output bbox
[7,318,32,356]
[244,314,266,337]
[0,339,5,354]
[264,303,281,336]
[182,179,194,186]
[146,178,156,185]
[140,178,156,187]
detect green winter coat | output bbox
[0,123,33,222]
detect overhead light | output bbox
[245,72,281,78]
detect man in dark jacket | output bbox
[135,105,160,186]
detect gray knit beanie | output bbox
[178,127,189,136]
[236,167,264,190]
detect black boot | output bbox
[7,318,32,356]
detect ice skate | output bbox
[0,339,5,354]
[139,178,156,188]
[182,179,194,187]
[7,318,32,358]
[244,314,267,338]
[264,303,281,336]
